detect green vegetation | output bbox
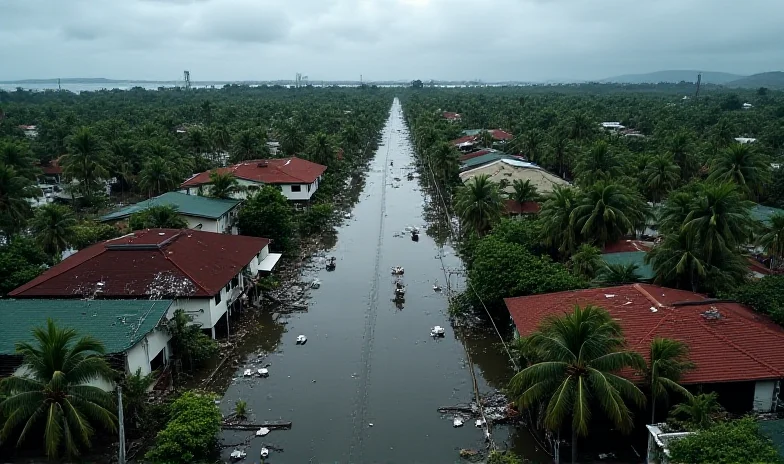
[129,204,188,230]
[668,417,781,464]
[722,275,784,324]
[0,236,52,296]
[0,319,117,458]
[144,391,222,464]
[166,309,218,371]
[238,185,296,252]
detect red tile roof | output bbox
[9,229,270,299]
[180,157,326,188]
[459,149,492,162]
[602,240,652,253]
[451,135,476,146]
[505,284,784,384]
[443,112,461,120]
[504,199,541,215]
[490,129,513,141]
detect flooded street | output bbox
[219,98,550,463]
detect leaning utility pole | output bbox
[117,385,126,464]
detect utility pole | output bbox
[183,70,191,91]
[117,385,126,464]
[695,72,702,97]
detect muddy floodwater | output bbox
[218,99,551,463]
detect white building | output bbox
[101,191,242,235]
[180,157,327,202]
[0,299,174,391]
[8,229,282,340]
[734,137,757,144]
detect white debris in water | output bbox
[256,427,270,436]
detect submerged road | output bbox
[219,99,549,463]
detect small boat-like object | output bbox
[310,279,321,289]
[411,230,419,241]
[296,334,307,345]
[395,286,406,297]
[326,256,337,271]
[257,368,269,377]
[230,449,247,461]
[260,447,270,458]
[433,282,442,292]
[243,368,253,377]
[453,417,464,428]
[391,266,404,275]
[431,326,445,337]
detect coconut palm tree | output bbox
[308,132,335,167]
[138,157,180,198]
[231,130,259,163]
[31,203,77,257]
[646,231,707,292]
[657,191,693,235]
[0,164,39,238]
[575,141,623,186]
[508,179,539,212]
[129,205,188,230]
[682,182,754,265]
[454,174,503,237]
[669,132,695,180]
[0,141,38,180]
[568,112,594,141]
[571,180,649,247]
[569,244,603,279]
[213,126,232,156]
[596,262,643,285]
[341,125,361,154]
[644,154,680,204]
[508,305,646,464]
[62,127,110,199]
[539,185,580,257]
[0,319,117,458]
[758,213,784,268]
[279,122,305,156]
[645,338,693,423]
[669,392,722,430]
[708,143,770,198]
[549,134,572,179]
[479,130,494,148]
[208,171,243,199]
[428,142,461,187]
[523,129,544,163]
[188,128,207,159]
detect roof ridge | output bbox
[697,312,784,378]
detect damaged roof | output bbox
[0,299,173,355]
[9,229,270,299]
[505,284,784,384]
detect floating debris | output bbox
[255,427,270,437]
[230,449,246,460]
[475,418,485,427]
[257,368,269,377]
[260,447,269,458]
[243,369,252,377]
[453,417,464,427]
[431,326,445,337]
[310,279,321,289]
[296,335,307,345]
[391,266,404,275]
[344,212,352,219]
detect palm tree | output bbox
[508,179,539,212]
[62,127,110,199]
[341,125,361,154]
[428,142,460,186]
[657,191,693,235]
[549,134,571,178]
[0,141,38,180]
[31,203,77,257]
[138,157,179,197]
[539,185,580,257]
[0,164,38,238]
[0,319,117,458]
[279,122,305,156]
[645,338,693,423]
[758,213,784,268]
[568,112,594,141]
[646,231,707,292]
[188,128,207,159]
[454,174,503,237]
[208,171,243,199]
[575,140,622,186]
[682,182,754,265]
[569,244,603,279]
[571,180,649,247]
[479,130,494,148]
[232,130,259,162]
[129,205,188,230]
[596,262,643,285]
[308,131,335,166]
[523,129,544,163]
[508,305,646,464]
[669,132,694,180]
[708,143,770,198]
[214,126,232,156]
[643,154,680,204]
[669,392,721,430]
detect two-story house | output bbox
[8,229,282,339]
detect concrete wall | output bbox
[182,177,320,202]
[754,380,779,412]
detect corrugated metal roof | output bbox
[101,192,240,222]
[460,153,517,170]
[505,284,784,384]
[0,299,172,355]
[752,204,784,226]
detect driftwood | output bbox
[438,406,476,415]
[221,421,292,431]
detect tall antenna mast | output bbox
[183,70,191,90]
[695,72,702,97]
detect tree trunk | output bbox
[572,427,578,464]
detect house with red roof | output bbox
[9,229,282,339]
[451,129,514,152]
[505,284,784,413]
[442,111,462,122]
[180,157,327,201]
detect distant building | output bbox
[735,137,757,144]
[442,111,462,122]
[17,125,37,138]
[451,129,513,152]
[101,192,242,234]
[180,157,327,202]
[505,284,784,413]
[267,141,281,156]
[459,158,569,195]
[743,102,754,110]
[8,229,281,339]
[601,122,625,131]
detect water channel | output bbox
[218,98,551,463]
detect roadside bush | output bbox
[144,391,222,464]
[668,417,781,464]
[300,203,335,235]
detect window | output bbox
[291,185,302,192]
[214,292,221,304]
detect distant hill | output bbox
[601,70,745,85]
[726,72,784,89]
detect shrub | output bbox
[668,417,781,464]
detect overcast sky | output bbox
[1,0,782,82]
